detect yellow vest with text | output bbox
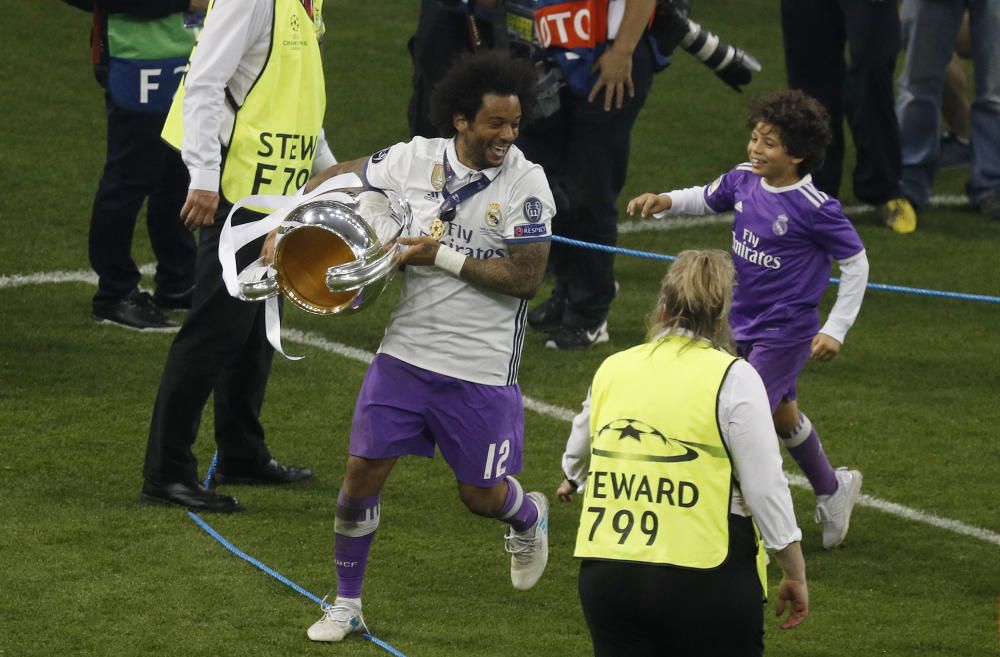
[575,336,765,583]
[162,0,326,210]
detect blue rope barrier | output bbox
[188,454,409,657]
[552,235,1000,304]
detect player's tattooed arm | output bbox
[460,241,549,299]
[396,238,549,299]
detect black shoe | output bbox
[545,321,610,350]
[527,294,566,332]
[140,481,243,513]
[92,289,178,331]
[938,132,970,170]
[153,286,194,310]
[212,458,314,486]
[979,190,1000,220]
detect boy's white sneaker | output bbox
[306,600,366,642]
[505,492,549,590]
[815,468,863,549]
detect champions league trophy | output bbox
[219,175,411,357]
[240,186,411,315]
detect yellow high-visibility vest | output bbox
[575,336,766,589]
[162,0,325,210]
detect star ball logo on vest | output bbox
[595,419,699,463]
[283,13,308,48]
[732,228,782,270]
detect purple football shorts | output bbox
[350,353,525,486]
[736,338,813,412]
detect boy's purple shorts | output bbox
[736,338,813,412]
[350,353,525,486]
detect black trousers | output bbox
[780,0,903,204]
[89,99,195,307]
[143,207,274,485]
[578,515,765,657]
[518,40,656,329]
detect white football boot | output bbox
[505,492,549,590]
[815,467,863,549]
[306,599,366,642]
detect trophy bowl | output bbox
[240,187,410,315]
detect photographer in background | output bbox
[520,0,761,349]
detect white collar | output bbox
[760,173,812,194]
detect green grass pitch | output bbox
[2,1,998,656]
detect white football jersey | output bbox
[364,137,555,385]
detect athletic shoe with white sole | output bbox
[307,600,366,642]
[505,492,549,590]
[815,467,863,550]
[545,321,609,350]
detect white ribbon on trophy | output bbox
[217,172,403,360]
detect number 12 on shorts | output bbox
[483,439,511,480]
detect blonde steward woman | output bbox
[557,250,808,657]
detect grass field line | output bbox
[3,267,997,548]
[617,193,969,234]
[283,329,1000,549]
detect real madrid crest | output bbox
[431,164,445,192]
[772,213,789,236]
[485,202,502,227]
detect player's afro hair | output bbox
[747,89,832,176]
[429,52,538,138]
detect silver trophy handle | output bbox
[325,199,408,294]
[238,257,280,301]
[326,243,400,293]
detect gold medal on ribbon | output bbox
[429,218,445,240]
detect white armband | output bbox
[434,244,467,277]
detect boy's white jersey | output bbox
[364,137,555,386]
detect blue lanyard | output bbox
[438,149,495,222]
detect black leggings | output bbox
[578,515,765,657]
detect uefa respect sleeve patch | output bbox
[513,223,548,238]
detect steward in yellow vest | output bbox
[576,336,759,569]
[141,0,328,515]
[162,0,326,208]
[559,249,808,657]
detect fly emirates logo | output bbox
[732,228,782,270]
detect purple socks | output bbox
[498,476,538,532]
[780,413,838,496]
[334,490,381,599]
